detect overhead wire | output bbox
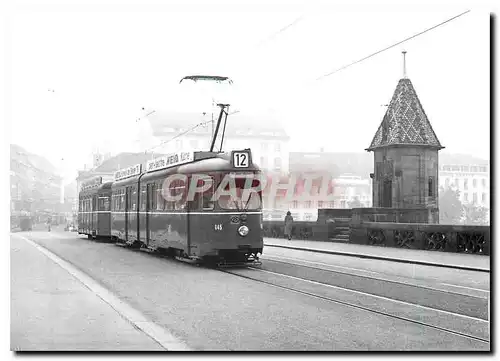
[315,9,471,81]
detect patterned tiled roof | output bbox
[366,78,443,151]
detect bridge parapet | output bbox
[351,207,438,224]
[350,222,490,255]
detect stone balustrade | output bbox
[262,208,490,255]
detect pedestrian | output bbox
[46,217,52,232]
[284,211,293,241]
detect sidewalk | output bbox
[263,238,490,272]
[11,235,164,351]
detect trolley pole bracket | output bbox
[209,103,230,152]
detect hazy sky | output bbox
[5,0,492,181]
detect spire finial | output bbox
[402,50,407,79]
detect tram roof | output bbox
[110,151,260,186]
[80,181,113,195]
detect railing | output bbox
[350,222,490,255]
[262,208,490,255]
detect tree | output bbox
[463,204,489,225]
[439,186,463,224]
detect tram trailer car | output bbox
[109,149,264,266]
[78,179,112,239]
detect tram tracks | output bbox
[220,266,490,345]
[253,255,489,320]
[52,233,491,344]
[260,255,490,299]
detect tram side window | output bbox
[140,185,147,211]
[115,192,120,211]
[120,190,126,211]
[171,180,186,211]
[112,193,117,211]
[202,177,214,210]
[131,187,137,211]
[147,184,156,211]
[99,197,110,211]
[156,182,165,211]
[164,180,174,211]
[117,189,125,211]
[189,177,214,211]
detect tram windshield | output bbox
[217,175,262,211]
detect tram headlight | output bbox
[238,225,249,237]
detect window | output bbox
[482,179,487,187]
[293,201,298,209]
[274,157,282,170]
[473,179,477,188]
[305,200,312,208]
[464,193,468,202]
[428,177,434,197]
[201,178,214,210]
[156,184,165,211]
[147,184,156,211]
[473,193,477,204]
[261,142,268,151]
[99,196,110,211]
[275,143,281,152]
[454,178,459,187]
[482,193,486,203]
[170,179,186,211]
[188,177,214,211]
[131,187,137,211]
[464,179,468,190]
[318,201,324,208]
[218,176,262,211]
[140,185,147,211]
[121,190,126,211]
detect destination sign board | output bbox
[81,176,102,191]
[146,151,194,173]
[115,164,142,181]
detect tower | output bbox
[365,52,444,223]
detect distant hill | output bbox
[11,144,58,175]
[439,152,489,165]
[10,144,62,211]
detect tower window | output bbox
[428,177,434,197]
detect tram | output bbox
[78,177,112,239]
[77,102,264,266]
[110,149,263,265]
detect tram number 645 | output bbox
[214,224,223,231]
[233,152,249,168]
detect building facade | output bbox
[145,110,290,175]
[438,163,490,207]
[331,174,372,209]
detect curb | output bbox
[13,234,193,351]
[264,243,490,273]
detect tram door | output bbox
[125,186,132,242]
